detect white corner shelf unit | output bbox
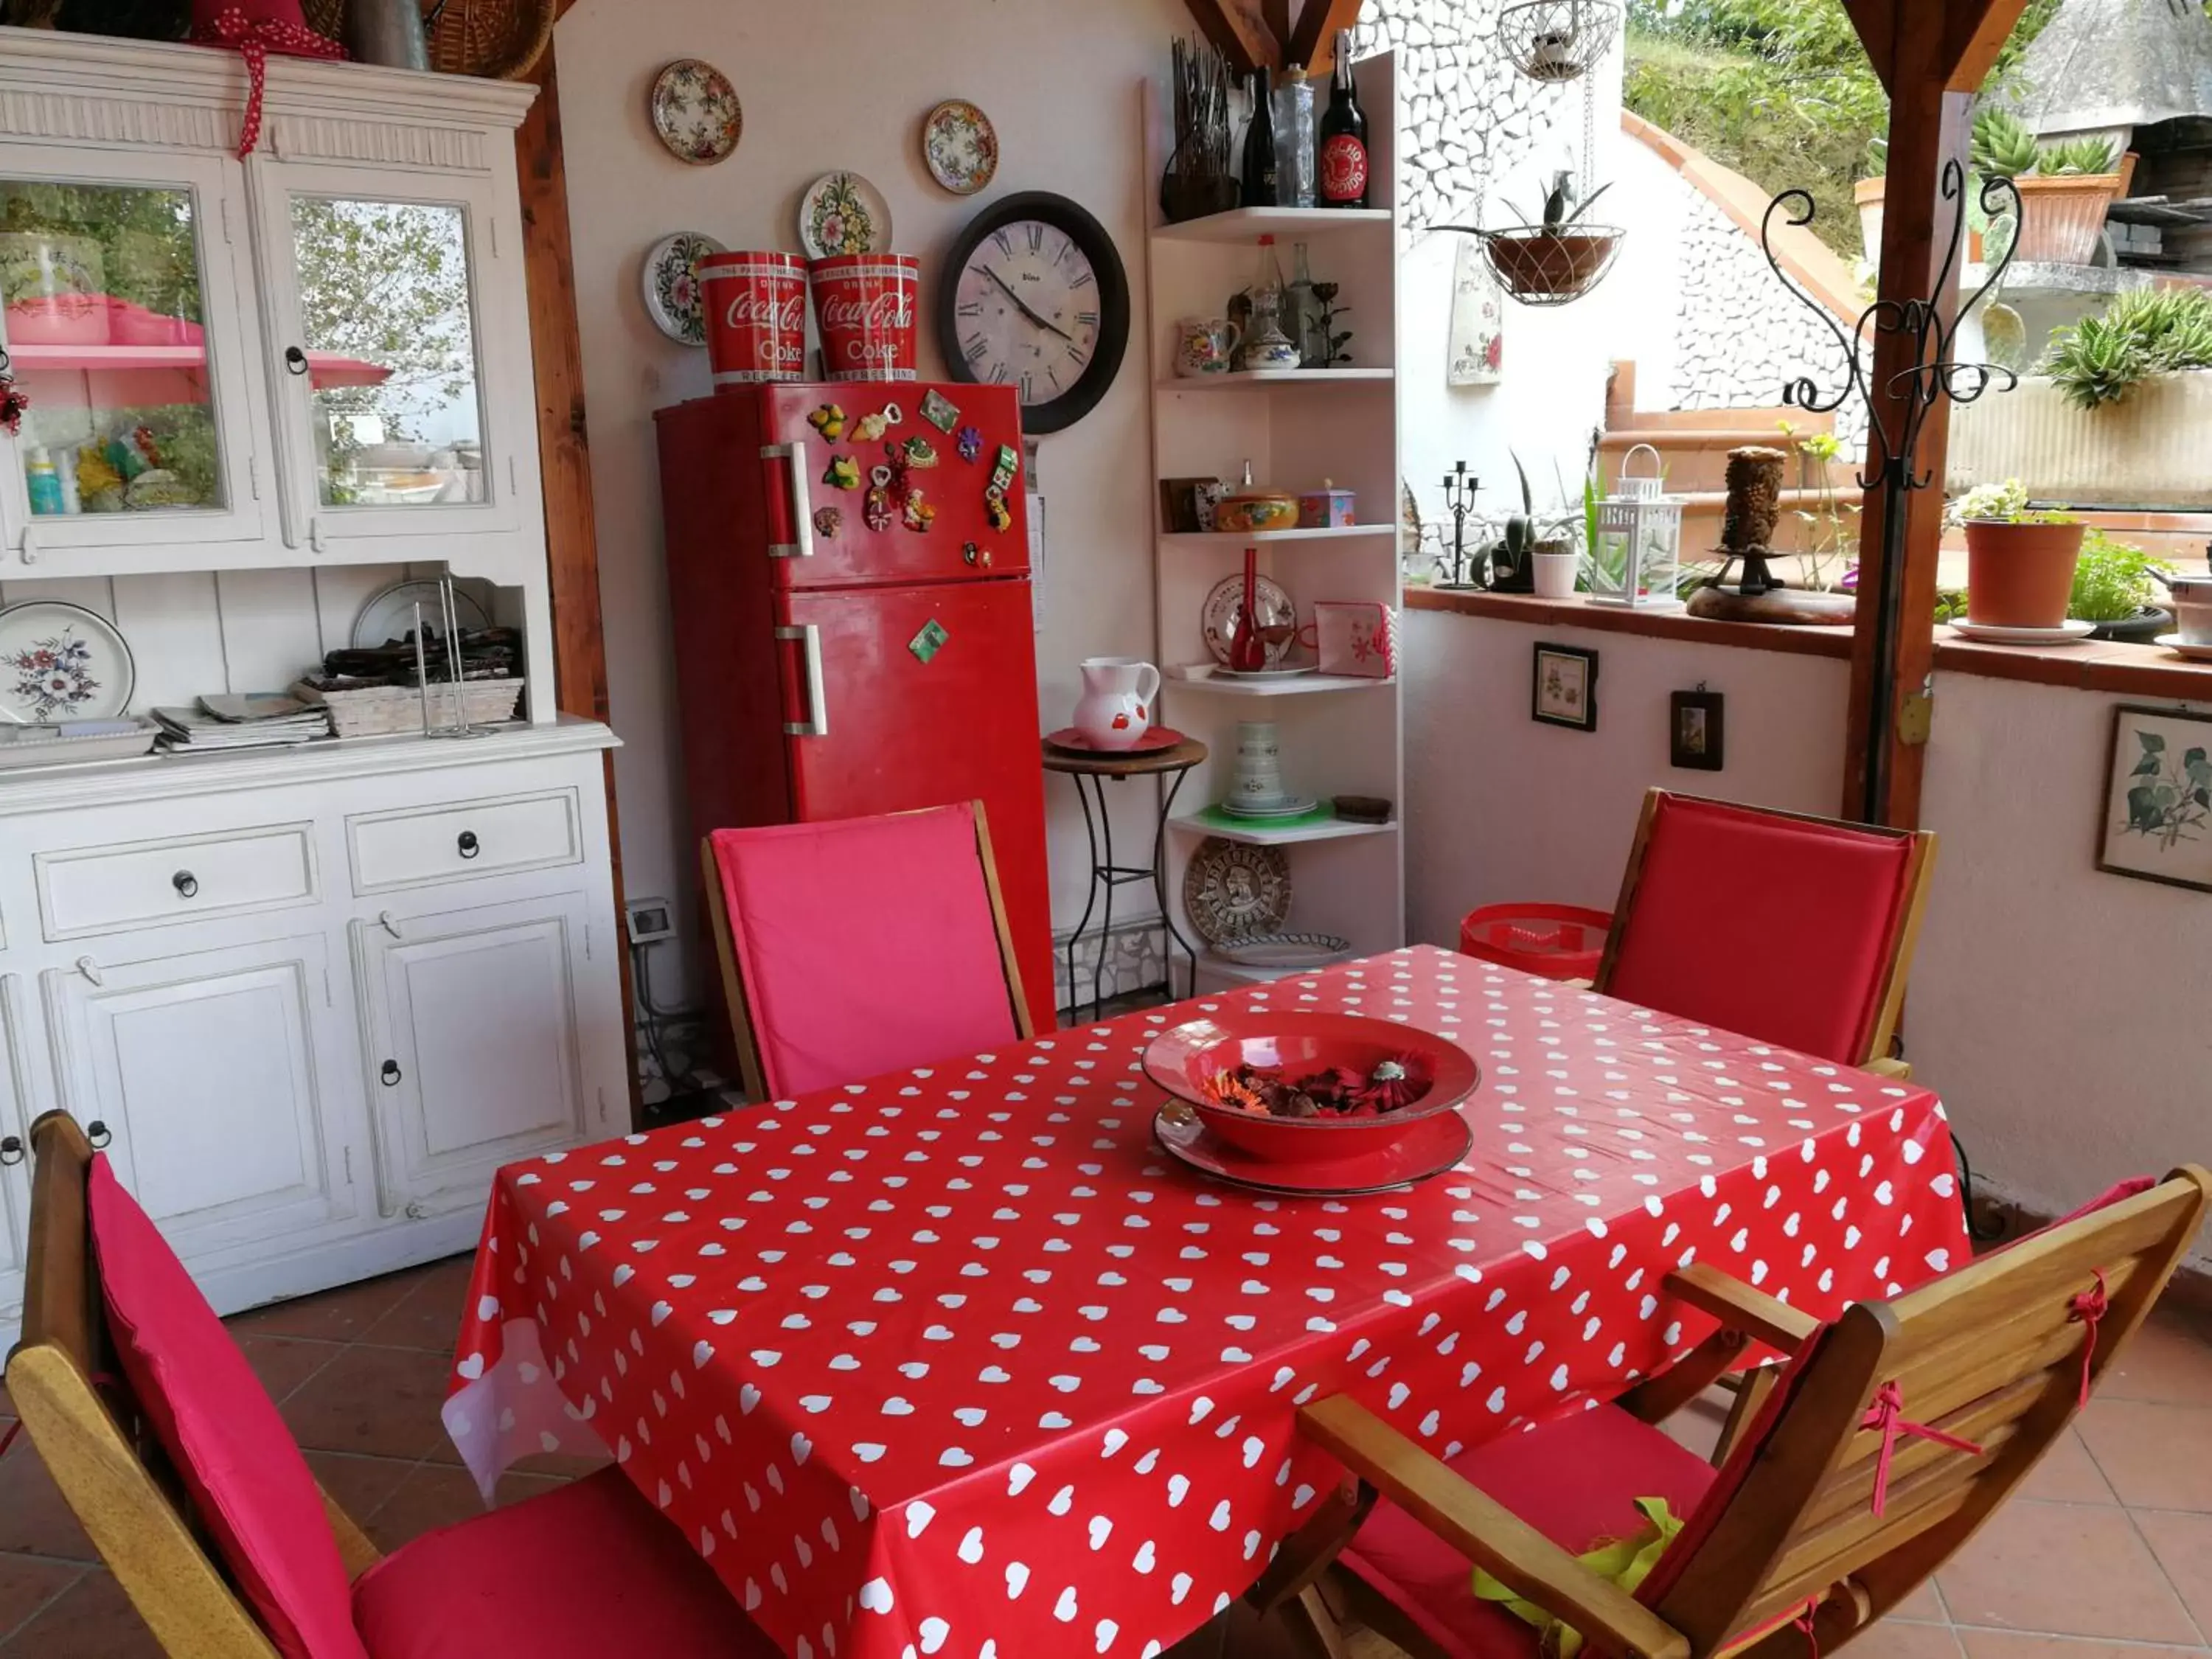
[1140,52,1406,995]
[0,32,627,1346]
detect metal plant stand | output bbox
[1043,737,1207,1023]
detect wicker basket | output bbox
[424,0,555,80]
[293,676,524,738]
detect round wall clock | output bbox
[935,191,1129,435]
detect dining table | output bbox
[445,944,1969,1659]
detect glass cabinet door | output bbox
[0,153,267,554]
[255,165,518,546]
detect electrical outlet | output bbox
[625,896,677,946]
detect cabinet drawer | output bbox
[36,824,318,942]
[347,790,582,895]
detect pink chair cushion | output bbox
[88,1158,369,1659]
[1338,1405,1720,1659]
[709,807,1020,1098]
[352,1467,779,1659]
[1607,796,1916,1065]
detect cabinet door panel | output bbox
[355,893,588,1217]
[43,936,355,1255]
[0,975,41,1326]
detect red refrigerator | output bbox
[654,381,1055,1040]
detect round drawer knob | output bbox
[173,869,199,899]
[86,1119,111,1149]
[456,830,481,860]
[381,1060,403,1087]
[0,1135,23,1166]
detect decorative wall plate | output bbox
[1181,835,1290,947]
[0,600,134,723]
[799,171,893,259]
[1211,931,1352,968]
[650,60,742,165]
[921,99,999,195]
[353,580,492,650]
[641,231,726,347]
[1200,572,1295,666]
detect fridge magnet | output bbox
[640,232,725,346]
[2098,703,2212,894]
[921,389,961,433]
[812,507,844,540]
[650,60,743,165]
[864,487,894,531]
[900,435,940,469]
[902,490,936,532]
[1447,232,1506,386]
[921,99,1000,195]
[1532,642,1599,731]
[909,618,950,663]
[984,487,1013,532]
[956,425,984,463]
[1669,686,1725,771]
[823,455,860,491]
[854,411,892,442]
[992,445,1020,491]
[799,171,893,259]
[807,403,846,440]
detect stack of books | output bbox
[153,694,333,752]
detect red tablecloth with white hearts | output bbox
[446,945,1966,1659]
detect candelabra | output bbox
[1437,461,1483,588]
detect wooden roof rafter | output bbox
[1183,0,1363,74]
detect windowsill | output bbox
[1407,586,2212,698]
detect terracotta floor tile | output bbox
[358,1253,476,1355]
[2078,1399,2212,1513]
[302,1450,417,1530]
[1842,1621,1965,1659]
[1935,1499,2200,1643]
[0,1552,83,1644]
[0,1436,98,1562]
[1890,1580,1947,1623]
[2014,1427,2118,1506]
[361,1461,567,1553]
[278,1343,456,1461]
[2099,1312,2212,1407]
[223,1265,425,1343]
[0,1568,161,1658]
[2135,1508,2212,1639]
[1955,1634,2211,1659]
[234,1334,343,1406]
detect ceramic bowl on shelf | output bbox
[1212,490,1301,535]
[1143,1012,1479,1166]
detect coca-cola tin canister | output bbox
[810,253,918,382]
[700,251,807,386]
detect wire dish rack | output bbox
[1496,0,1621,83]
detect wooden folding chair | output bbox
[701,799,1035,1101]
[1594,790,1937,1077]
[3,1111,776,1658]
[1251,1167,2209,1659]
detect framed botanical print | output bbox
[1532,642,1598,731]
[2098,703,2212,893]
[1670,688,1725,771]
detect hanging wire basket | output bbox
[1481,224,1624,305]
[1497,0,1621,83]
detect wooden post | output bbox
[517,21,644,1121]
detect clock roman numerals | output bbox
[941,196,1124,433]
[1020,372,1035,403]
[990,229,1015,258]
[962,334,989,363]
[956,300,984,319]
[1068,268,1095,289]
[1025,223,1044,254]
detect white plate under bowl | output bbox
[1220,795,1318,818]
[2155,634,2212,662]
[1947,618,2096,646]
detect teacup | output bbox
[1174,317,1242,378]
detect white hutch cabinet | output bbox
[0,32,626,1343]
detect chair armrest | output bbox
[1299,1395,1691,1659]
[1666,1263,1820,1353]
[1863,1057,1913,1081]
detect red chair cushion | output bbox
[709,807,1020,1098]
[1606,796,1916,1064]
[88,1158,369,1659]
[1338,1405,1720,1659]
[352,1467,779,1659]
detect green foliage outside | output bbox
[2042,286,2212,410]
[2070,529,2171,624]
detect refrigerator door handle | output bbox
[776,624,829,737]
[761,444,815,559]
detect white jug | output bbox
[1072,657,1161,750]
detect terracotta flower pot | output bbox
[2011,171,2123,265]
[1963,519,2084,629]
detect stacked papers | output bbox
[153,694,333,751]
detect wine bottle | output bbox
[1318,31,1369,209]
[1241,67,1279,207]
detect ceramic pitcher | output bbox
[1073,657,1161,750]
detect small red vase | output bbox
[1227,548,1267,672]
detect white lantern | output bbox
[1588,442,1684,610]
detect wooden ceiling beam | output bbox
[1287,0,1365,73]
[1944,0,2034,90]
[1184,0,1279,74]
[1840,0,1895,91]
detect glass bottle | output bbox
[1241,67,1279,208]
[1320,30,1371,209]
[1238,235,1299,369]
[1274,67,1317,209]
[1286,242,1326,368]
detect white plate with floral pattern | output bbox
[921,100,999,195]
[641,230,726,347]
[650,60,742,165]
[798,171,893,260]
[0,600,134,723]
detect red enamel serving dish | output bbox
[1141,1012,1480,1165]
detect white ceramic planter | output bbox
[1947,370,2212,509]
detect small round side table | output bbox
[1043,736,1208,1023]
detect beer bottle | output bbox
[1318,31,1369,209]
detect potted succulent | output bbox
[2014,132,2133,265]
[1472,173,1622,306]
[1947,479,2083,630]
[2069,529,2173,641]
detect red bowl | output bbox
[1143,1012,1480,1165]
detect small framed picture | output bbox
[1671,688,1725,771]
[1532,642,1599,731]
[2098,703,2212,893]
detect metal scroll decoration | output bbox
[1761,159,2022,824]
